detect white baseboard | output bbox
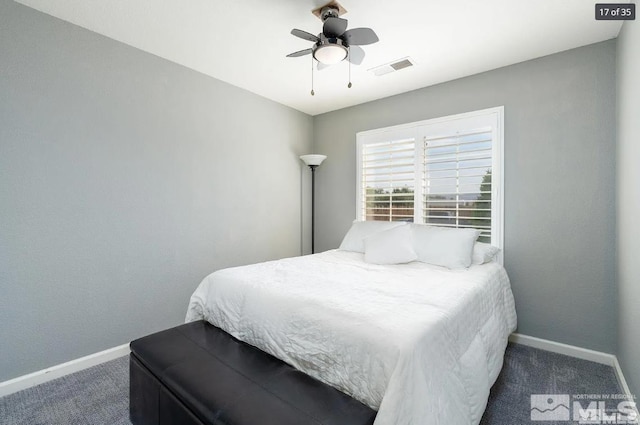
[509,333,617,365]
[613,357,638,405]
[0,343,130,398]
[510,333,637,416]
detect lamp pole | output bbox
[309,164,317,253]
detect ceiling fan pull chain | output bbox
[348,47,352,89]
[311,54,315,96]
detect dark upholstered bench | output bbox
[129,320,377,425]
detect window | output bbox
[356,107,503,247]
[360,134,416,222]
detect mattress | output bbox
[186,249,517,425]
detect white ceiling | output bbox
[14,0,624,116]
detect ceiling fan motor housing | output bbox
[320,6,340,22]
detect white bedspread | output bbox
[186,250,517,425]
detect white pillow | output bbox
[364,225,417,265]
[339,220,406,253]
[472,242,500,265]
[411,224,480,269]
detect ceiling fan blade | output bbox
[291,29,319,43]
[287,48,313,58]
[347,45,365,65]
[342,27,379,45]
[323,17,348,38]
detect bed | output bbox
[185,244,517,425]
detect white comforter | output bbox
[185,250,517,425]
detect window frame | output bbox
[356,106,504,253]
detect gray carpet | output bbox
[481,343,622,425]
[0,343,622,425]
[0,356,130,425]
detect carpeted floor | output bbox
[480,343,622,425]
[0,343,622,425]
[0,356,130,425]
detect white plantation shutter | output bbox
[423,128,494,243]
[357,107,503,249]
[360,137,416,222]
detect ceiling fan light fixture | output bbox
[313,43,347,64]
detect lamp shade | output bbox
[300,154,327,167]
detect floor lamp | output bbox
[300,154,327,254]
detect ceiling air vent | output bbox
[369,57,415,76]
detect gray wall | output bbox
[616,21,640,398]
[0,0,312,381]
[313,41,617,353]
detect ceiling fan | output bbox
[286,2,379,68]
